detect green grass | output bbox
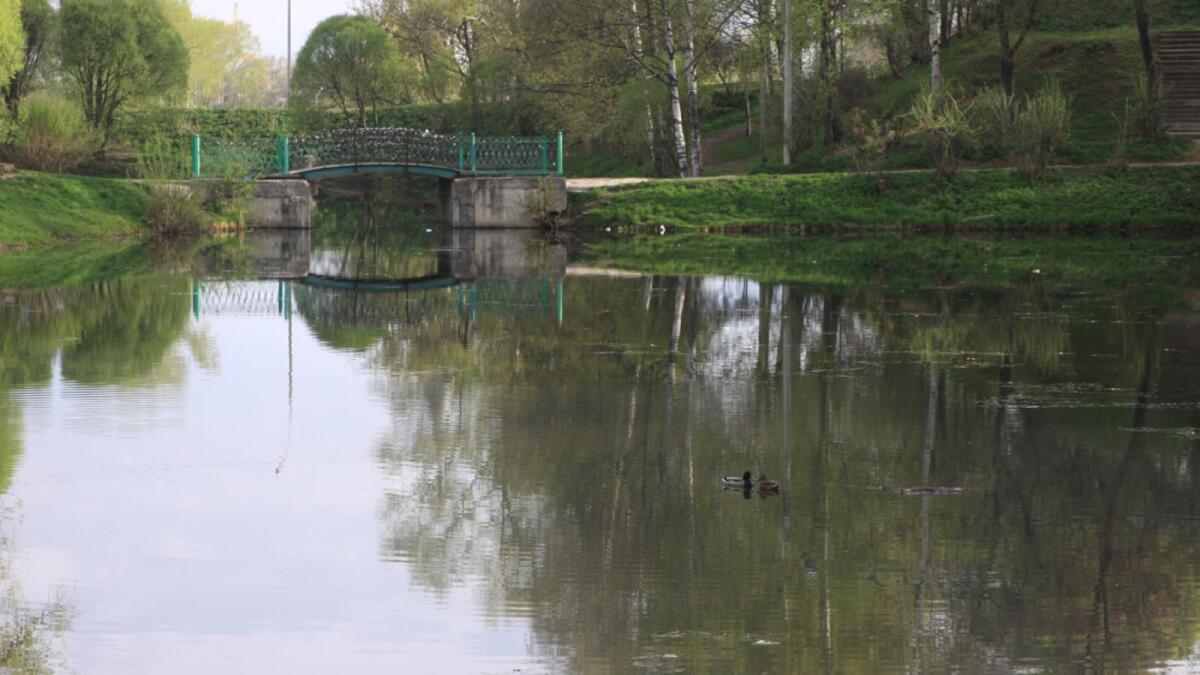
[0,172,151,246]
[731,27,1197,176]
[869,27,1191,166]
[582,233,1200,290]
[565,150,651,178]
[580,166,1200,229]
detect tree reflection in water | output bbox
[355,273,1200,673]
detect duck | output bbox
[722,471,754,490]
[721,471,782,493]
[754,474,781,493]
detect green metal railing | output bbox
[190,129,565,178]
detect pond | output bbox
[1,212,1199,673]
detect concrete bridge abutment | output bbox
[252,180,313,229]
[442,176,568,228]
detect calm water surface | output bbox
[1,223,1199,673]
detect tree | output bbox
[993,0,1039,97]
[159,0,271,108]
[2,0,51,115]
[291,15,410,128]
[783,0,793,164]
[0,0,22,91]
[927,0,941,96]
[59,0,188,135]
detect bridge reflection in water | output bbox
[190,227,568,332]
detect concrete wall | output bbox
[443,176,567,228]
[253,180,313,229]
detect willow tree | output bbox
[59,0,188,135]
[291,15,411,128]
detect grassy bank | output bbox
[0,172,150,246]
[580,167,1200,229]
[583,234,1200,291]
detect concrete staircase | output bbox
[1160,31,1200,138]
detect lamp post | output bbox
[286,0,292,100]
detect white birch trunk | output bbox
[928,0,942,96]
[661,0,688,178]
[683,0,702,176]
[783,0,794,165]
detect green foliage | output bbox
[0,171,149,244]
[1011,81,1072,180]
[1128,72,1165,142]
[866,28,1190,169]
[58,0,188,133]
[581,167,1200,229]
[2,0,53,115]
[844,108,893,191]
[200,166,255,227]
[1035,0,1200,30]
[972,87,1017,156]
[0,0,20,87]
[906,88,975,181]
[134,133,189,180]
[291,15,412,127]
[6,94,99,172]
[146,185,208,238]
[159,0,270,108]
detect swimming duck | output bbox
[722,471,782,493]
[755,474,781,493]
[722,471,754,490]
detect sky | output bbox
[190,0,357,58]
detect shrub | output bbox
[972,87,1016,156]
[135,134,190,180]
[907,88,974,182]
[147,185,210,238]
[201,163,257,228]
[5,95,100,173]
[1011,81,1072,180]
[845,108,892,195]
[1128,73,1165,142]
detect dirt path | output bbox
[701,124,757,176]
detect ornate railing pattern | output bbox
[190,128,563,178]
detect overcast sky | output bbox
[190,0,357,58]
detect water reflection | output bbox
[0,224,1198,672]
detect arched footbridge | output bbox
[190,128,564,181]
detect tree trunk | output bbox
[761,58,771,162]
[1134,0,1158,87]
[683,0,702,176]
[783,0,794,165]
[940,0,952,45]
[996,0,1039,98]
[997,2,1013,96]
[660,0,689,178]
[819,1,839,143]
[631,0,659,171]
[744,75,753,138]
[928,0,942,96]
